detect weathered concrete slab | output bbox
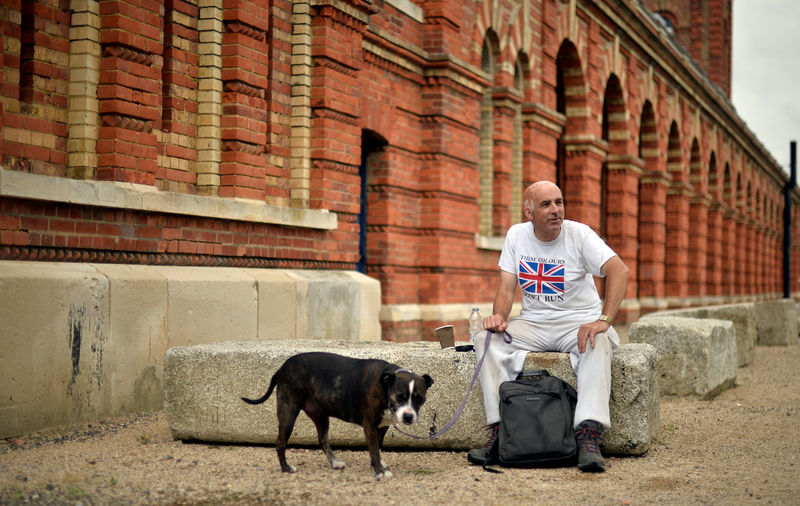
[755,299,799,346]
[629,316,737,399]
[642,303,756,366]
[163,340,659,455]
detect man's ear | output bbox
[523,204,534,220]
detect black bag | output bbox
[495,369,578,468]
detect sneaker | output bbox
[467,422,499,465]
[575,420,606,472]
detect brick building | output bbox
[1,0,797,344]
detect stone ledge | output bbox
[163,340,659,455]
[0,168,336,230]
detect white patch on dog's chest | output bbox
[378,408,395,428]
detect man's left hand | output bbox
[577,319,611,353]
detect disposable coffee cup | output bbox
[434,325,455,349]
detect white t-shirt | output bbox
[498,219,618,322]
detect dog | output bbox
[241,352,433,480]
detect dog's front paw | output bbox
[329,457,346,470]
[281,464,298,473]
[375,469,393,481]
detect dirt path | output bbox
[2,344,799,505]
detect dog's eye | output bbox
[413,394,424,405]
[397,392,408,403]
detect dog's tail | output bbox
[241,374,277,405]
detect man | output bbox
[467,181,629,472]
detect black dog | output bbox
[241,352,433,480]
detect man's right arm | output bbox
[484,270,517,332]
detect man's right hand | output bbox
[483,313,508,332]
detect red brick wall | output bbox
[0,0,794,342]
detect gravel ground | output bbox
[2,344,799,505]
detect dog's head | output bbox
[381,369,434,425]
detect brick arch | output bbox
[705,151,722,295]
[358,129,389,275]
[723,162,735,209]
[555,40,590,136]
[689,139,705,194]
[601,73,626,240]
[602,74,628,156]
[555,39,593,220]
[472,0,528,70]
[736,172,745,211]
[666,122,685,182]
[638,100,659,170]
[708,152,720,200]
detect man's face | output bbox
[525,183,564,241]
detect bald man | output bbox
[468,181,629,472]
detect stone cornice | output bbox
[0,168,337,230]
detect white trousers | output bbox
[474,317,618,429]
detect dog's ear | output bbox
[379,371,395,389]
[422,374,433,388]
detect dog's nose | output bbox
[402,412,415,425]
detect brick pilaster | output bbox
[665,183,691,299]
[638,171,670,301]
[706,203,724,295]
[308,3,367,216]
[521,104,563,185]
[219,0,271,200]
[561,137,607,231]
[688,195,710,297]
[604,155,643,299]
[722,208,737,294]
[490,94,518,236]
[97,0,163,184]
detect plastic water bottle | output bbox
[468,308,483,344]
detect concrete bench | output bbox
[629,316,737,399]
[164,340,659,456]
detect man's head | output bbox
[523,181,564,242]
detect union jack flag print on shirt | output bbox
[519,261,565,295]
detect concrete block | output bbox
[755,299,799,346]
[151,266,259,348]
[282,270,381,342]
[629,316,737,399]
[242,269,297,340]
[642,303,756,366]
[163,340,658,455]
[0,262,110,437]
[93,264,167,413]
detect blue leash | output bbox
[393,330,512,440]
